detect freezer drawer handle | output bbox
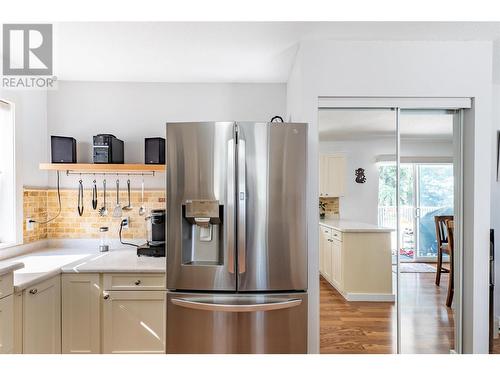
[171,297,302,312]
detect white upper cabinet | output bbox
[22,275,61,354]
[319,154,346,197]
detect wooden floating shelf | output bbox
[39,163,166,173]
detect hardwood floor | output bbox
[493,339,500,354]
[320,272,455,354]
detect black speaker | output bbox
[51,136,77,163]
[145,137,165,164]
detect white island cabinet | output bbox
[319,219,394,302]
[22,275,61,354]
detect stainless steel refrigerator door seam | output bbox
[237,138,246,274]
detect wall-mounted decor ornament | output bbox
[355,168,366,184]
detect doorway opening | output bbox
[317,101,464,354]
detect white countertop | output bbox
[0,261,24,276]
[0,244,165,293]
[319,218,394,233]
[61,249,165,274]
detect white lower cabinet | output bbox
[331,238,343,290]
[102,290,166,354]
[0,294,14,354]
[23,275,61,354]
[62,274,101,354]
[60,273,166,354]
[319,225,343,291]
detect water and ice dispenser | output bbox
[182,200,223,265]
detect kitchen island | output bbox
[319,219,394,302]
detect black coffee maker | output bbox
[137,209,166,257]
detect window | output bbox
[0,99,16,246]
[378,162,454,261]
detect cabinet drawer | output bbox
[0,272,14,299]
[103,274,165,291]
[320,226,331,237]
[331,229,342,242]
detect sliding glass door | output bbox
[391,163,454,262]
[416,164,454,260]
[399,109,459,354]
[318,98,467,354]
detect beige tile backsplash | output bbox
[24,188,165,244]
[319,197,339,215]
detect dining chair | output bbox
[445,219,454,307]
[434,215,453,286]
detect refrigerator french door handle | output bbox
[237,139,246,274]
[227,138,236,274]
[171,298,302,312]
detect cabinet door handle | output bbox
[134,280,141,285]
[103,293,110,300]
[29,288,38,295]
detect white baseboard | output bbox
[320,274,395,302]
[344,292,395,302]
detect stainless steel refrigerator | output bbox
[166,121,308,354]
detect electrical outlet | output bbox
[122,217,130,229]
[26,218,34,231]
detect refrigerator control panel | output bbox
[185,200,220,220]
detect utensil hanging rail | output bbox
[65,171,156,177]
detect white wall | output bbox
[47,81,287,189]
[320,138,454,224]
[0,88,48,244]
[287,41,492,353]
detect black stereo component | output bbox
[145,137,165,164]
[93,134,124,164]
[51,136,77,163]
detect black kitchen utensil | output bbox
[78,179,84,216]
[92,179,98,210]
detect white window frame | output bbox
[0,99,17,248]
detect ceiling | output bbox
[318,109,454,141]
[26,22,500,82]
